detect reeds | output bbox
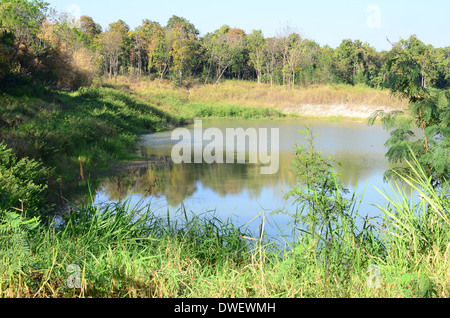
[372,151,450,297]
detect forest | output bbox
[1,0,450,91]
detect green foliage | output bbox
[283,127,372,285]
[79,15,102,41]
[0,143,49,214]
[0,83,182,182]
[0,210,40,274]
[0,30,14,80]
[246,30,266,83]
[0,151,449,297]
[2,2,450,299]
[0,0,48,75]
[203,26,246,84]
[2,0,450,91]
[183,102,285,119]
[166,15,199,36]
[369,39,450,186]
[375,149,450,264]
[333,39,383,87]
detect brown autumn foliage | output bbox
[37,19,98,90]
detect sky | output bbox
[46,0,450,51]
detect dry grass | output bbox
[189,80,408,118]
[105,77,408,119]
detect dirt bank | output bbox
[282,103,406,119]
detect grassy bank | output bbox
[0,78,287,174]
[1,154,449,298]
[0,80,176,180]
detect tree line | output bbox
[1,0,450,91]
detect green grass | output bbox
[0,83,178,180]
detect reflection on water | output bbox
[93,119,408,237]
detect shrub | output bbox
[0,143,50,215]
[0,210,40,275]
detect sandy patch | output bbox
[282,104,405,118]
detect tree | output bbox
[0,0,48,75]
[203,26,245,85]
[166,18,199,86]
[108,20,131,76]
[246,30,265,84]
[277,25,303,88]
[0,29,14,80]
[137,20,164,79]
[333,39,382,87]
[369,36,450,186]
[98,28,123,79]
[334,39,361,85]
[166,15,199,36]
[314,45,336,85]
[226,27,247,80]
[430,47,450,89]
[264,37,279,86]
[128,29,145,77]
[40,9,98,89]
[148,25,172,82]
[79,16,101,38]
[79,15,102,43]
[297,39,320,86]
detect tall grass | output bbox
[0,193,255,298]
[372,153,450,297]
[188,80,408,110]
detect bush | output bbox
[0,210,41,276]
[0,143,50,215]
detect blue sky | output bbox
[46,0,450,51]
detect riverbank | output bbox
[0,81,177,180]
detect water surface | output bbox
[93,118,402,238]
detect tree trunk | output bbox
[109,57,113,79]
[215,65,229,85]
[292,70,295,88]
[138,51,142,77]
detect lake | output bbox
[91,118,404,240]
